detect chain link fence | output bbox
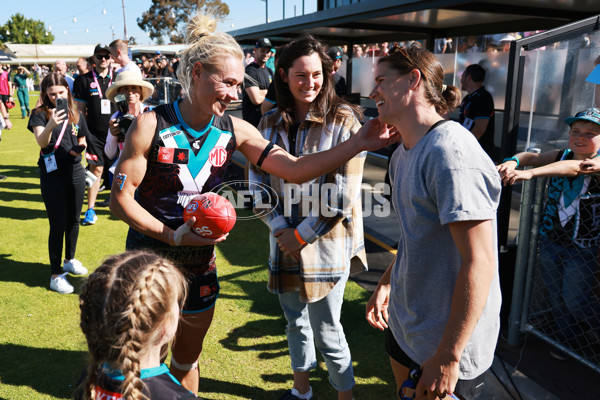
[143,77,183,106]
[510,168,600,372]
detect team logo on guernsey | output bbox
[157,147,189,164]
[94,385,122,399]
[209,146,227,167]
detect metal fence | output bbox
[143,77,183,105]
[508,158,600,373]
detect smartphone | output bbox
[55,97,69,116]
[71,144,86,154]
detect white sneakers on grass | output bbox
[63,258,88,275]
[49,259,88,294]
[50,272,74,294]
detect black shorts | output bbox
[0,94,9,108]
[386,330,485,400]
[85,132,107,166]
[126,228,220,313]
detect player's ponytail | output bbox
[177,11,243,101]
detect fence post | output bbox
[507,147,541,346]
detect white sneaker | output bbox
[63,258,88,275]
[50,273,74,294]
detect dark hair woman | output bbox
[250,35,365,400]
[28,72,90,294]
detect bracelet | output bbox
[503,156,519,167]
[294,229,307,246]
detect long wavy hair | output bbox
[274,35,362,132]
[38,72,80,124]
[77,251,187,400]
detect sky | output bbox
[2,0,318,46]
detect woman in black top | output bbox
[28,73,90,294]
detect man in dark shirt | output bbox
[242,37,273,127]
[459,64,496,160]
[327,46,347,98]
[73,44,116,225]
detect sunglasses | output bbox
[388,44,414,63]
[95,54,111,60]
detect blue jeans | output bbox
[277,270,354,392]
[538,238,600,339]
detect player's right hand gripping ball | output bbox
[183,193,236,238]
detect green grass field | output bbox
[0,93,394,399]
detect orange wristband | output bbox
[294,229,306,246]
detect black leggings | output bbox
[39,163,85,275]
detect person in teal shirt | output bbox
[13,66,30,118]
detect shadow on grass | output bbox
[220,319,288,355]
[0,204,47,220]
[200,377,277,400]
[0,343,87,399]
[0,164,40,180]
[0,254,87,291]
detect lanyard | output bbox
[92,69,112,99]
[40,120,68,156]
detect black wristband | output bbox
[256,142,274,168]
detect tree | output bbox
[0,13,54,44]
[137,0,229,44]
[128,36,138,45]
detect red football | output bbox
[183,193,236,238]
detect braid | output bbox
[78,251,187,400]
[118,263,162,400]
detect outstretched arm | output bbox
[235,116,400,184]
[501,158,600,185]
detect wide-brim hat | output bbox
[565,107,600,127]
[106,70,155,103]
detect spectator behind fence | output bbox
[460,64,496,160]
[54,59,74,92]
[249,36,366,400]
[74,251,196,400]
[365,44,501,400]
[327,46,348,98]
[13,66,31,119]
[109,39,143,77]
[497,107,600,359]
[242,37,274,127]
[73,44,116,226]
[27,73,90,294]
[109,11,398,395]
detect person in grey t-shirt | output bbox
[365,45,502,400]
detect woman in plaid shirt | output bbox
[250,36,366,400]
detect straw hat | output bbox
[106,70,154,103]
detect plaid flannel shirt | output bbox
[249,105,367,303]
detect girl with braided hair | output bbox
[75,251,195,400]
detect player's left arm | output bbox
[233,116,398,184]
[416,219,496,399]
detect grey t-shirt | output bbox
[388,120,502,379]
